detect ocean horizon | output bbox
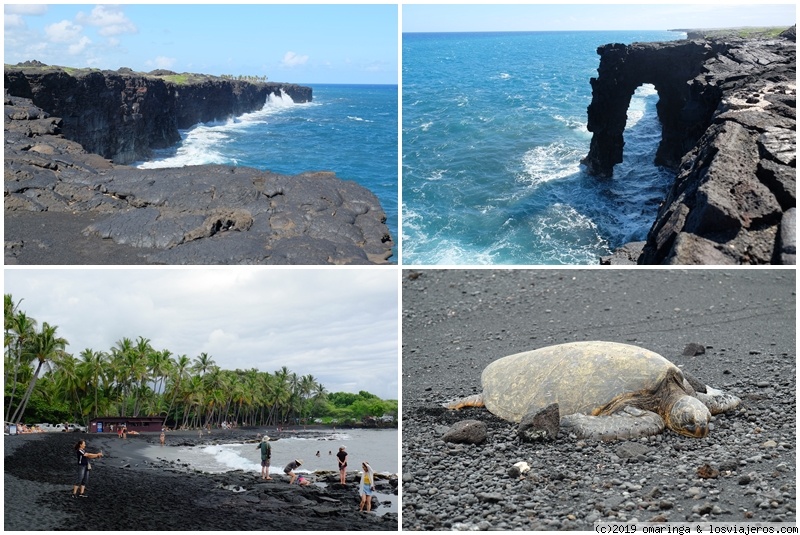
[402,30,685,265]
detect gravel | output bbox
[402,269,796,530]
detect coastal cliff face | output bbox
[4,93,393,265]
[4,63,312,165]
[586,34,796,265]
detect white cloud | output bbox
[146,56,177,70]
[5,14,25,28]
[282,51,309,67]
[76,5,137,37]
[68,36,92,55]
[4,5,48,16]
[45,20,84,43]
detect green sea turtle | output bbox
[444,341,740,440]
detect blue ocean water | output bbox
[402,31,684,265]
[138,84,398,256]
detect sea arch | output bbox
[581,40,726,177]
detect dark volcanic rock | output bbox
[584,36,796,265]
[4,94,393,265]
[4,63,311,164]
[518,402,560,442]
[442,420,487,445]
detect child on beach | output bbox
[359,462,376,512]
[72,440,103,498]
[283,459,302,484]
[256,435,272,480]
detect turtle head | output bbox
[667,395,711,438]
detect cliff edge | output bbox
[4,62,312,165]
[4,66,394,265]
[584,32,796,265]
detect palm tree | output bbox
[148,348,173,414]
[10,322,68,423]
[5,307,37,421]
[165,354,191,426]
[193,352,216,376]
[53,352,84,422]
[109,337,134,416]
[78,349,107,419]
[131,336,153,416]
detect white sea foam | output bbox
[137,90,298,169]
[518,142,582,186]
[625,83,658,129]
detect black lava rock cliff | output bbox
[4,62,312,165]
[584,33,796,265]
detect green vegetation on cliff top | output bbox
[671,26,792,40]
[4,62,270,86]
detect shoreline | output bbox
[4,430,397,531]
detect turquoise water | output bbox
[139,84,398,258]
[402,31,683,265]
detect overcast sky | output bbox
[3,4,398,84]
[403,4,796,33]
[3,268,399,400]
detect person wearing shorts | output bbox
[336,446,348,485]
[283,459,302,484]
[359,462,375,512]
[256,435,272,480]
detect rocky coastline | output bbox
[586,28,795,265]
[5,429,397,531]
[4,63,394,265]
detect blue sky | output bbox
[4,4,398,84]
[403,4,796,33]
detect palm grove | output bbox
[4,295,397,428]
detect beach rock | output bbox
[518,402,560,442]
[442,420,487,445]
[682,343,706,356]
[584,35,796,265]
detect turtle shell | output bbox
[480,341,679,423]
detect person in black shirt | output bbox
[72,440,103,498]
[336,446,348,485]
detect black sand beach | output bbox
[5,428,397,531]
[402,269,796,530]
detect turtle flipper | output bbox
[695,386,741,415]
[560,406,665,441]
[443,393,485,410]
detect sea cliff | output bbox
[4,61,312,165]
[4,62,393,265]
[585,28,795,265]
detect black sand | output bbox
[402,269,796,530]
[4,429,396,531]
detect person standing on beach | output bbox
[160,429,166,446]
[283,459,302,484]
[359,462,376,512]
[256,435,272,480]
[72,440,103,498]
[336,446,348,485]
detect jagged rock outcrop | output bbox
[4,93,393,265]
[587,35,796,265]
[4,63,311,164]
